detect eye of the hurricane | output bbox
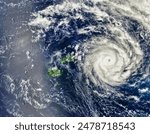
[100,50,117,67]
[104,56,114,65]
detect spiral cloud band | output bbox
[81,26,143,86]
[29,0,145,87]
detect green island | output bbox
[48,67,62,77]
[48,55,75,77]
[60,55,75,64]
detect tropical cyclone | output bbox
[81,35,143,86]
[29,0,146,87]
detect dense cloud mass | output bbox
[29,0,146,86]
